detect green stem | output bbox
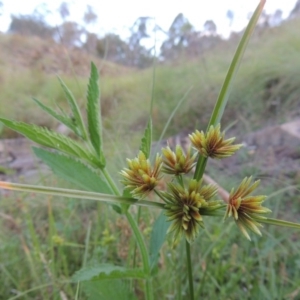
[101,168,153,299]
[102,167,154,299]
[258,217,300,229]
[176,175,184,187]
[0,181,165,209]
[193,156,207,182]
[129,207,142,293]
[125,210,153,300]
[133,208,142,268]
[186,241,194,300]
[102,168,121,196]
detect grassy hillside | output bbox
[0,33,132,136]
[1,18,300,143]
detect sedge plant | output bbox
[1,1,300,299]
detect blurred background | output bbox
[0,0,299,139]
[1,1,300,299]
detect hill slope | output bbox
[0,17,300,146]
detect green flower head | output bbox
[120,151,162,198]
[162,179,218,243]
[162,145,197,175]
[224,177,271,240]
[189,124,243,159]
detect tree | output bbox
[83,32,98,53]
[289,0,300,19]
[129,16,152,49]
[58,1,70,21]
[269,9,282,27]
[96,33,130,64]
[9,14,54,39]
[160,13,194,60]
[55,21,84,47]
[83,5,97,25]
[226,10,234,27]
[203,20,217,36]
[127,17,153,68]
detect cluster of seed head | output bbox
[120,124,270,243]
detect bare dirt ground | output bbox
[1,119,300,183]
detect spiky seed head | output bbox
[162,145,197,175]
[224,177,271,240]
[120,151,163,198]
[189,124,243,159]
[162,179,218,243]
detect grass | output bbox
[1,18,300,142]
[1,174,299,299]
[1,14,300,300]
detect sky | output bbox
[0,0,298,41]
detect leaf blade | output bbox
[194,0,266,181]
[0,118,101,167]
[139,118,152,158]
[82,280,137,300]
[207,0,266,128]
[87,62,102,157]
[33,148,112,194]
[32,98,79,136]
[58,76,87,140]
[72,264,147,282]
[149,212,170,271]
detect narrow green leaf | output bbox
[139,118,152,158]
[33,148,112,194]
[72,264,147,282]
[58,77,87,140]
[149,212,170,271]
[82,280,137,300]
[0,181,166,209]
[0,118,101,167]
[87,62,102,158]
[259,217,300,229]
[207,0,266,128]
[32,98,79,136]
[194,0,266,181]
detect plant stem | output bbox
[132,208,142,269]
[259,217,300,229]
[194,156,208,182]
[101,168,153,298]
[186,241,194,300]
[102,167,154,299]
[125,210,154,300]
[102,168,121,195]
[0,181,165,209]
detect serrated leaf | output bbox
[33,147,111,194]
[58,77,87,140]
[87,62,102,158]
[72,264,147,282]
[139,118,152,158]
[32,98,80,136]
[82,280,137,300]
[0,118,101,167]
[149,212,170,271]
